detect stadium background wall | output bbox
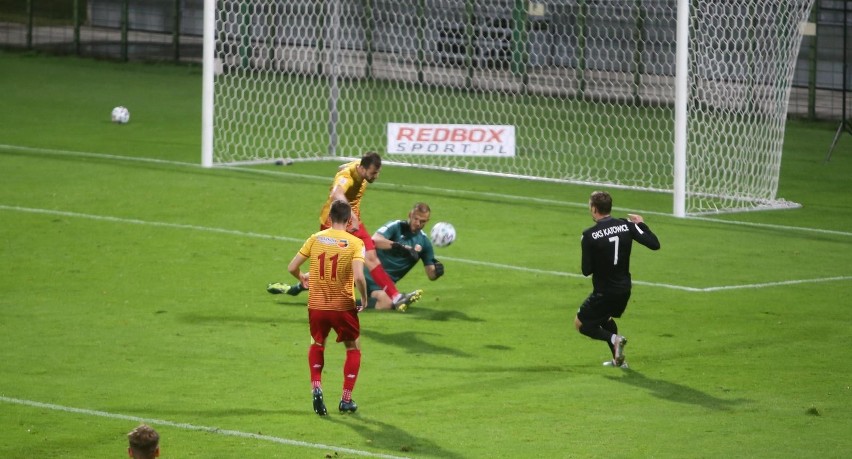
[0,0,849,120]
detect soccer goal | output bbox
[201,0,814,216]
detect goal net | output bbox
[203,0,813,216]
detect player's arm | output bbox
[373,225,419,260]
[627,213,661,250]
[581,235,594,276]
[329,179,360,229]
[371,231,395,251]
[420,242,442,280]
[352,258,369,312]
[288,252,310,288]
[424,259,443,280]
[329,185,348,203]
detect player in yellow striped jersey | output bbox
[287,200,369,415]
[317,152,422,310]
[270,202,445,312]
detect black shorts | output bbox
[577,290,631,325]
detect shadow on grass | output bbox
[271,302,483,324]
[605,370,751,410]
[407,307,485,323]
[328,414,465,459]
[179,312,285,326]
[108,406,459,458]
[361,329,471,357]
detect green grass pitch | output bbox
[1,50,851,458]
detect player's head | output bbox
[329,199,352,225]
[408,202,431,232]
[127,424,160,459]
[589,191,612,217]
[358,152,382,183]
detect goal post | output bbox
[201,0,215,169]
[673,0,690,218]
[201,0,814,216]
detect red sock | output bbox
[308,344,324,387]
[369,266,400,299]
[342,349,361,401]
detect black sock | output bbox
[579,322,613,343]
[602,319,618,356]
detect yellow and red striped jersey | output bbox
[298,228,365,311]
[318,161,367,227]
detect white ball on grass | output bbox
[111,106,130,124]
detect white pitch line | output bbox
[0,205,303,243]
[5,143,852,239]
[687,215,852,238]
[2,204,849,292]
[0,396,410,459]
[435,256,852,292]
[695,275,852,292]
[0,144,195,167]
[436,256,697,291]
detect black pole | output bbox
[826,0,852,161]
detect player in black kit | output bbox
[575,191,660,368]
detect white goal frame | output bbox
[201,0,813,217]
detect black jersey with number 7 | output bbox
[581,216,660,294]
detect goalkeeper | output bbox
[269,202,445,311]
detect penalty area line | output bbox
[2,204,849,292]
[0,204,303,243]
[438,257,852,292]
[5,143,852,239]
[0,396,411,459]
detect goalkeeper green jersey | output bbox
[367,219,436,287]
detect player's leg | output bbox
[339,343,361,413]
[357,274,387,310]
[267,281,305,295]
[371,291,393,310]
[308,310,331,415]
[575,293,613,341]
[364,246,400,299]
[355,222,422,310]
[601,318,618,356]
[607,292,631,366]
[576,292,627,367]
[575,315,612,342]
[336,310,361,413]
[578,314,627,368]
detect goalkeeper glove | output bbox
[433,260,444,279]
[391,242,419,260]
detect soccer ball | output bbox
[111,106,130,124]
[430,222,456,248]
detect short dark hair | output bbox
[412,202,431,214]
[128,424,159,459]
[329,199,352,224]
[360,151,382,169]
[590,191,612,215]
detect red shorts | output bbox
[320,221,376,251]
[308,308,360,344]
